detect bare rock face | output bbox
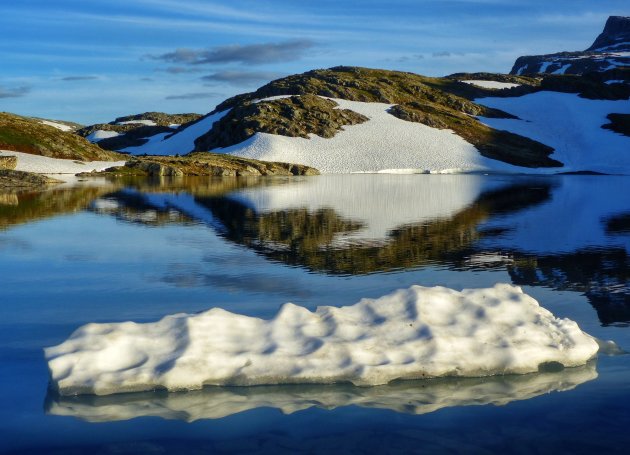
[510,16,630,77]
[194,94,369,152]
[127,161,185,177]
[588,16,630,51]
[0,155,17,170]
[109,154,320,177]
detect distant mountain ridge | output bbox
[510,16,630,76]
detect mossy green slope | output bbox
[0,112,122,161]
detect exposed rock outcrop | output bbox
[194,95,368,151]
[93,153,319,177]
[0,169,62,191]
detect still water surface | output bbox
[1,174,629,454]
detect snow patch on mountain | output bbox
[477,92,630,174]
[121,110,229,156]
[216,98,525,174]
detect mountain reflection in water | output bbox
[2,174,629,325]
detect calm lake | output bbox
[1,174,629,454]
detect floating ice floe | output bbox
[45,284,599,396]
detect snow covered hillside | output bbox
[477,92,630,174]
[217,98,527,174]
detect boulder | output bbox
[0,155,17,170]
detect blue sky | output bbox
[0,0,627,124]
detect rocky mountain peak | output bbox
[510,15,630,76]
[587,16,630,51]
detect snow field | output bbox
[121,110,229,155]
[1,150,126,176]
[477,91,630,174]
[45,283,599,396]
[86,130,121,142]
[117,120,157,126]
[462,80,521,89]
[39,120,74,132]
[218,98,525,174]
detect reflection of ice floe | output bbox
[45,284,598,396]
[46,362,597,422]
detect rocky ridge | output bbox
[77,112,202,150]
[0,112,123,161]
[511,16,630,77]
[85,153,319,178]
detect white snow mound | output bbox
[40,120,74,132]
[45,283,599,396]
[1,150,126,176]
[86,130,121,142]
[117,120,157,126]
[462,80,521,89]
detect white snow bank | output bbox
[0,150,126,176]
[121,110,229,156]
[462,80,521,90]
[218,98,525,174]
[117,120,156,126]
[45,283,598,396]
[39,120,74,132]
[253,95,294,103]
[86,130,121,142]
[48,363,596,421]
[477,92,630,174]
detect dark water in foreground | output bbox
[1,174,629,454]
